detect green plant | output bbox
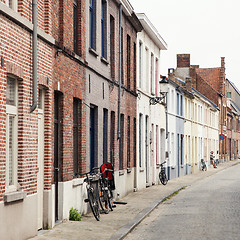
[69,207,82,221]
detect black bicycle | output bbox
[98,168,113,212]
[159,161,168,185]
[77,170,101,221]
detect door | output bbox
[90,106,98,170]
[37,89,44,229]
[54,91,63,221]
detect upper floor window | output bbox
[227,92,231,98]
[177,93,179,115]
[138,41,142,88]
[6,76,18,192]
[127,34,131,89]
[155,58,158,96]
[89,0,96,50]
[73,0,79,53]
[6,0,18,11]
[110,15,115,79]
[150,53,154,94]
[101,0,107,58]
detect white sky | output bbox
[130,0,240,90]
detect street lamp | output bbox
[149,76,168,105]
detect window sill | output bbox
[100,57,109,65]
[89,47,98,57]
[139,169,144,173]
[119,170,125,176]
[156,164,160,169]
[4,191,26,204]
[72,178,84,187]
[127,168,131,173]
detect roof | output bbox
[136,13,167,50]
[192,88,219,110]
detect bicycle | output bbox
[201,159,207,171]
[98,168,113,212]
[159,161,168,185]
[76,169,101,221]
[99,163,115,212]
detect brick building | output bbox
[175,54,228,162]
[84,0,142,198]
[226,79,240,161]
[0,0,54,239]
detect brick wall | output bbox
[0,4,53,200]
[177,54,190,68]
[52,0,86,181]
[108,0,138,171]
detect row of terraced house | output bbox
[1,1,240,239]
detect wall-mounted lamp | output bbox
[149,76,168,105]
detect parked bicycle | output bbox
[76,169,101,221]
[99,162,115,211]
[201,159,207,171]
[98,168,113,212]
[159,161,168,185]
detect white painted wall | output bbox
[136,16,166,191]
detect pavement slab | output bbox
[28,160,240,240]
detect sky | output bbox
[130,0,240,90]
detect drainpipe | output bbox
[117,4,122,139]
[30,0,38,113]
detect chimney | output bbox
[177,54,190,68]
[220,57,226,95]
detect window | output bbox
[177,93,179,115]
[155,58,158,96]
[119,114,124,170]
[138,42,142,88]
[127,116,130,168]
[101,0,107,58]
[110,15,115,79]
[227,92,231,98]
[6,0,18,11]
[73,98,81,175]
[73,0,78,53]
[145,47,149,92]
[89,0,96,50]
[139,114,142,168]
[127,35,131,89]
[121,27,124,85]
[150,53,154,94]
[180,95,183,116]
[6,76,18,191]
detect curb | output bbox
[110,160,239,240]
[110,186,187,240]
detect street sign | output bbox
[219,134,225,140]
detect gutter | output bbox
[30,0,38,112]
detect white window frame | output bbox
[6,76,18,193]
[5,0,18,11]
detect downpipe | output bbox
[30,0,38,113]
[117,4,122,140]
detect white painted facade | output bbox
[184,89,219,173]
[136,13,167,191]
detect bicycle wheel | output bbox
[159,171,168,185]
[107,188,113,211]
[88,189,100,221]
[98,189,105,212]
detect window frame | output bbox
[6,76,18,193]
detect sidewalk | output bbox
[29,160,240,240]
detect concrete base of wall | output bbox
[58,179,88,220]
[0,194,37,240]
